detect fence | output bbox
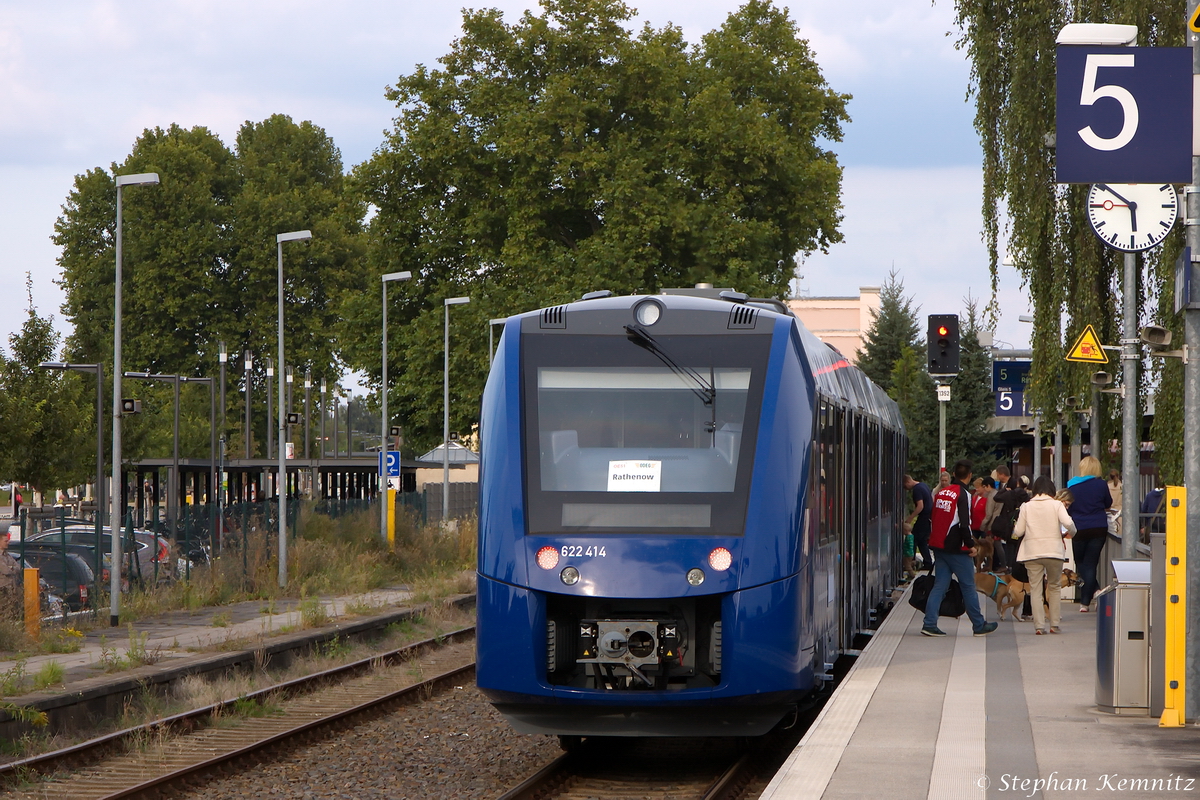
[422,482,479,524]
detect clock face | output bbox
[1087,183,1178,252]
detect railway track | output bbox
[497,737,758,800]
[0,626,476,799]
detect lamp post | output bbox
[320,380,327,458]
[243,351,253,459]
[276,230,312,588]
[40,361,104,603]
[381,271,412,542]
[218,342,227,439]
[443,296,470,521]
[111,171,159,627]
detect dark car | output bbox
[25,527,172,584]
[13,547,95,611]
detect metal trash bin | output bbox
[1095,559,1151,714]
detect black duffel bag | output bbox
[907,573,966,618]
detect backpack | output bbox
[907,574,966,618]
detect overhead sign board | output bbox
[1066,324,1109,363]
[995,391,1029,417]
[1055,46,1192,183]
[992,360,1031,393]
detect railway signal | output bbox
[927,314,960,376]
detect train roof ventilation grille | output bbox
[540,305,567,329]
[727,306,758,329]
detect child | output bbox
[901,522,916,583]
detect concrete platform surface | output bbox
[762,590,1200,799]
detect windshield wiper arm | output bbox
[624,323,715,412]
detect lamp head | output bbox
[444,296,471,306]
[1091,371,1113,387]
[218,341,227,362]
[382,271,412,283]
[1064,396,1079,408]
[277,230,312,244]
[115,172,160,187]
[1139,325,1172,349]
[244,352,253,371]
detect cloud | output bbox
[800,165,1033,348]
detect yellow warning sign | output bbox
[1065,324,1108,364]
[1190,5,1200,33]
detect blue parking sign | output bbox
[379,450,401,477]
[1056,46,1192,184]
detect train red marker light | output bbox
[536,546,560,570]
[709,547,732,571]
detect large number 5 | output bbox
[1078,53,1138,151]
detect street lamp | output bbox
[40,361,104,602]
[110,171,158,626]
[304,370,312,461]
[243,351,253,459]
[381,271,412,542]
[443,296,470,521]
[320,379,327,459]
[276,230,312,588]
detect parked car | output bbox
[12,547,94,611]
[25,527,173,584]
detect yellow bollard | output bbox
[24,567,39,642]
[387,488,397,547]
[1160,486,1186,727]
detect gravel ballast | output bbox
[181,681,561,799]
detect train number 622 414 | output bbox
[560,545,606,558]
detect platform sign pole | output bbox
[24,567,38,641]
[1186,0,1200,723]
[1163,486,1187,726]
[936,384,950,471]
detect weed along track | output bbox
[0,628,477,799]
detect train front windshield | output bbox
[522,333,771,535]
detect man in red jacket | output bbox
[921,459,998,637]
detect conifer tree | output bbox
[857,270,921,393]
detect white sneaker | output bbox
[1079,605,1089,613]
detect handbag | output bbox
[907,573,966,617]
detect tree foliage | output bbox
[53,117,363,460]
[952,0,1181,470]
[857,270,921,394]
[347,0,851,452]
[0,281,92,492]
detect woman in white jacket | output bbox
[1013,476,1077,634]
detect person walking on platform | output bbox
[990,467,1029,574]
[1066,456,1112,612]
[904,475,935,573]
[920,460,997,638]
[1013,476,1076,634]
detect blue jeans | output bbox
[1073,534,1107,605]
[923,550,987,631]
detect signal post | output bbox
[927,315,961,471]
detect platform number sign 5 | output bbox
[1077,54,1137,151]
[1056,46,1191,184]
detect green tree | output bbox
[889,345,939,482]
[952,0,1178,473]
[350,0,850,451]
[0,282,91,493]
[53,117,363,459]
[857,270,922,394]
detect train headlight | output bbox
[708,547,732,571]
[687,568,705,586]
[536,546,560,570]
[561,566,580,585]
[635,300,662,326]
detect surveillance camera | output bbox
[1140,325,1172,349]
[1091,371,1112,387]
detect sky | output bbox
[0,0,1036,376]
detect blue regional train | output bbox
[476,288,907,739]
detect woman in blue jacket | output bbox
[1067,455,1113,611]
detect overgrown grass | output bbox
[113,505,476,625]
[32,660,63,690]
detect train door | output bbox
[834,405,849,651]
